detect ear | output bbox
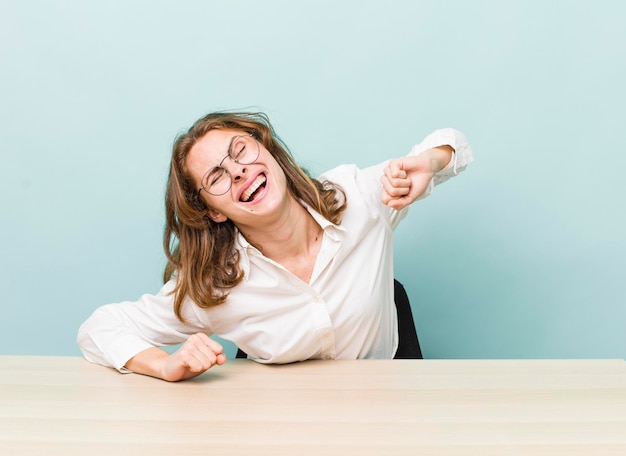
[207,208,228,223]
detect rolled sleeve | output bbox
[408,128,474,198]
[410,128,473,174]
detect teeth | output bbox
[241,174,266,202]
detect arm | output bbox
[77,279,225,381]
[381,145,453,210]
[125,334,226,382]
[381,128,473,210]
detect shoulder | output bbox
[320,162,405,226]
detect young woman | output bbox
[77,111,473,381]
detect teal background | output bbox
[1,1,624,360]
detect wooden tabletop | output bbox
[1,356,625,455]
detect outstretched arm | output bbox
[381,145,454,210]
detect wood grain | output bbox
[1,357,625,455]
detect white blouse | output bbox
[77,128,474,371]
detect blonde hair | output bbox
[164,112,346,320]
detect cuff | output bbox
[106,335,155,373]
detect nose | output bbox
[223,158,248,183]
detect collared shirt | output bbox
[77,128,473,371]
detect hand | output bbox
[381,146,453,210]
[125,333,227,382]
[160,333,227,381]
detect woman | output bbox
[77,111,473,381]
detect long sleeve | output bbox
[77,279,209,372]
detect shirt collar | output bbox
[234,201,346,279]
[300,201,346,242]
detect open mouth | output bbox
[240,174,267,202]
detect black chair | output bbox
[236,279,423,359]
[392,279,423,359]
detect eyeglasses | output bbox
[197,133,260,196]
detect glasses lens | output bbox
[202,167,231,196]
[230,135,259,165]
[200,135,260,196]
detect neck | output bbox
[239,200,322,264]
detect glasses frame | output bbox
[197,133,260,197]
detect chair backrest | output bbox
[235,279,422,359]
[392,279,422,359]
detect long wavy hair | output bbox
[164,112,347,320]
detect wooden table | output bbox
[1,356,625,455]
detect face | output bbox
[186,128,290,227]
